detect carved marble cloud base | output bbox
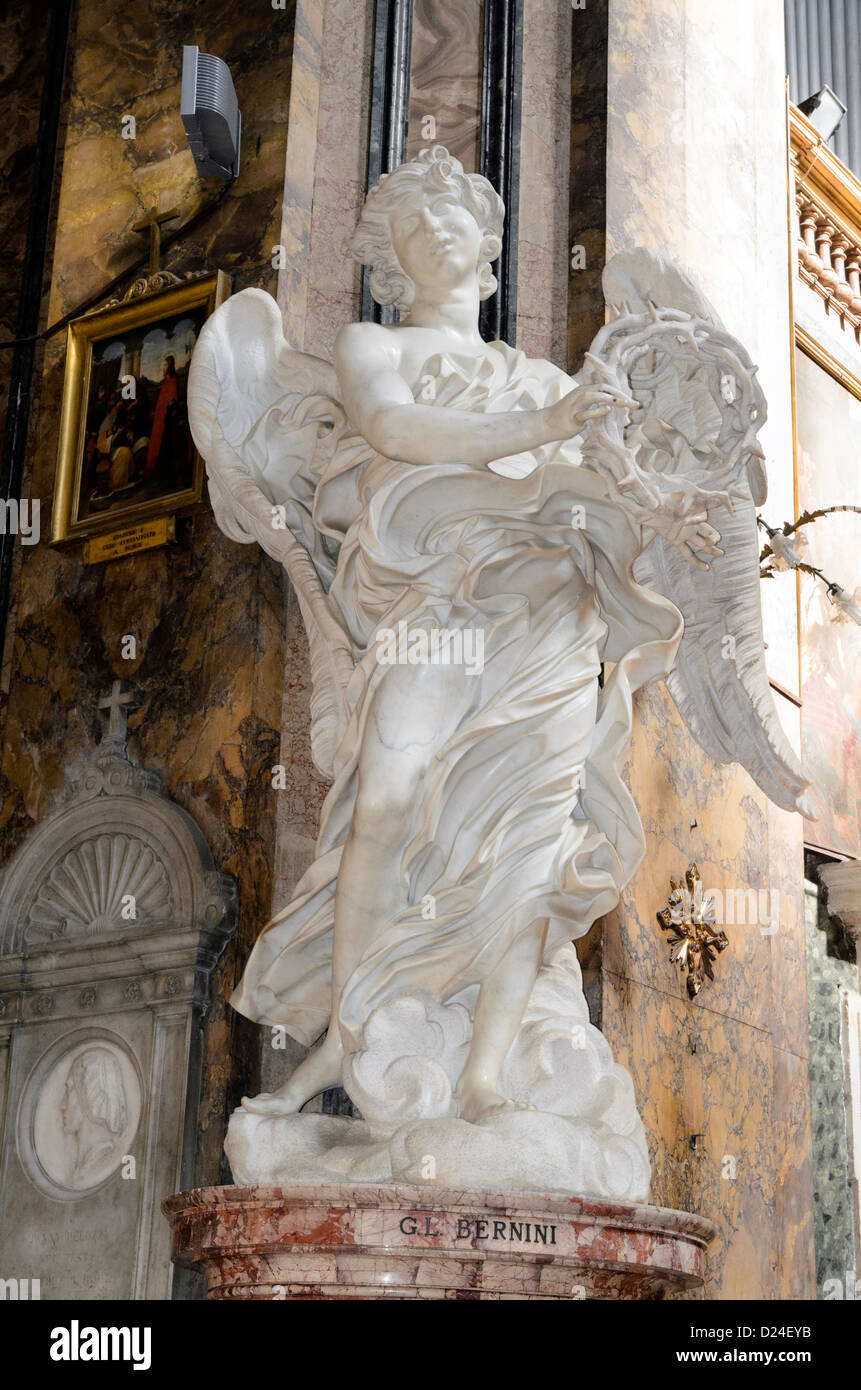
[226,1108,648,1205]
[163,1183,715,1300]
[226,946,652,1205]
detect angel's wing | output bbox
[188,287,354,778]
[579,248,812,815]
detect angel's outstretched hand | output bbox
[545,382,640,440]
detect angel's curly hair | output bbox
[343,146,504,314]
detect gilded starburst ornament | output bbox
[656,862,728,999]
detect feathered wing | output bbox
[187,287,354,777]
[578,248,811,814]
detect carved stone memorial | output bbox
[0,691,235,1299]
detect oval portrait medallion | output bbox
[17,1030,142,1200]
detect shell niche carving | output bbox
[25,834,172,941]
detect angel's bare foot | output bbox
[241,1033,344,1115]
[458,1082,535,1124]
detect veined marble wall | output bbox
[407,0,484,170]
[567,0,608,370]
[604,0,815,1298]
[0,0,298,1183]
[517,0,572,367]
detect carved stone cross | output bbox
[98,679,138,754]
[132,202,180,273]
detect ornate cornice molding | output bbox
[791,104,861,346]
[791,104,861,242]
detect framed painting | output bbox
[51,270,230,544]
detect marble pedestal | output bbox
[163,1183,715,1300]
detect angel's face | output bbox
[389,189,482,294]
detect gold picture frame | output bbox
[51,270,230,545]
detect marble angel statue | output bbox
[188,147,811,1202]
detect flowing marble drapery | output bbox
[231,341,683,1050]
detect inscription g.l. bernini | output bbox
[398,1212,557,1246]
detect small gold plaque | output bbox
[84,516,175,565]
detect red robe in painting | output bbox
[144,372,179,479]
